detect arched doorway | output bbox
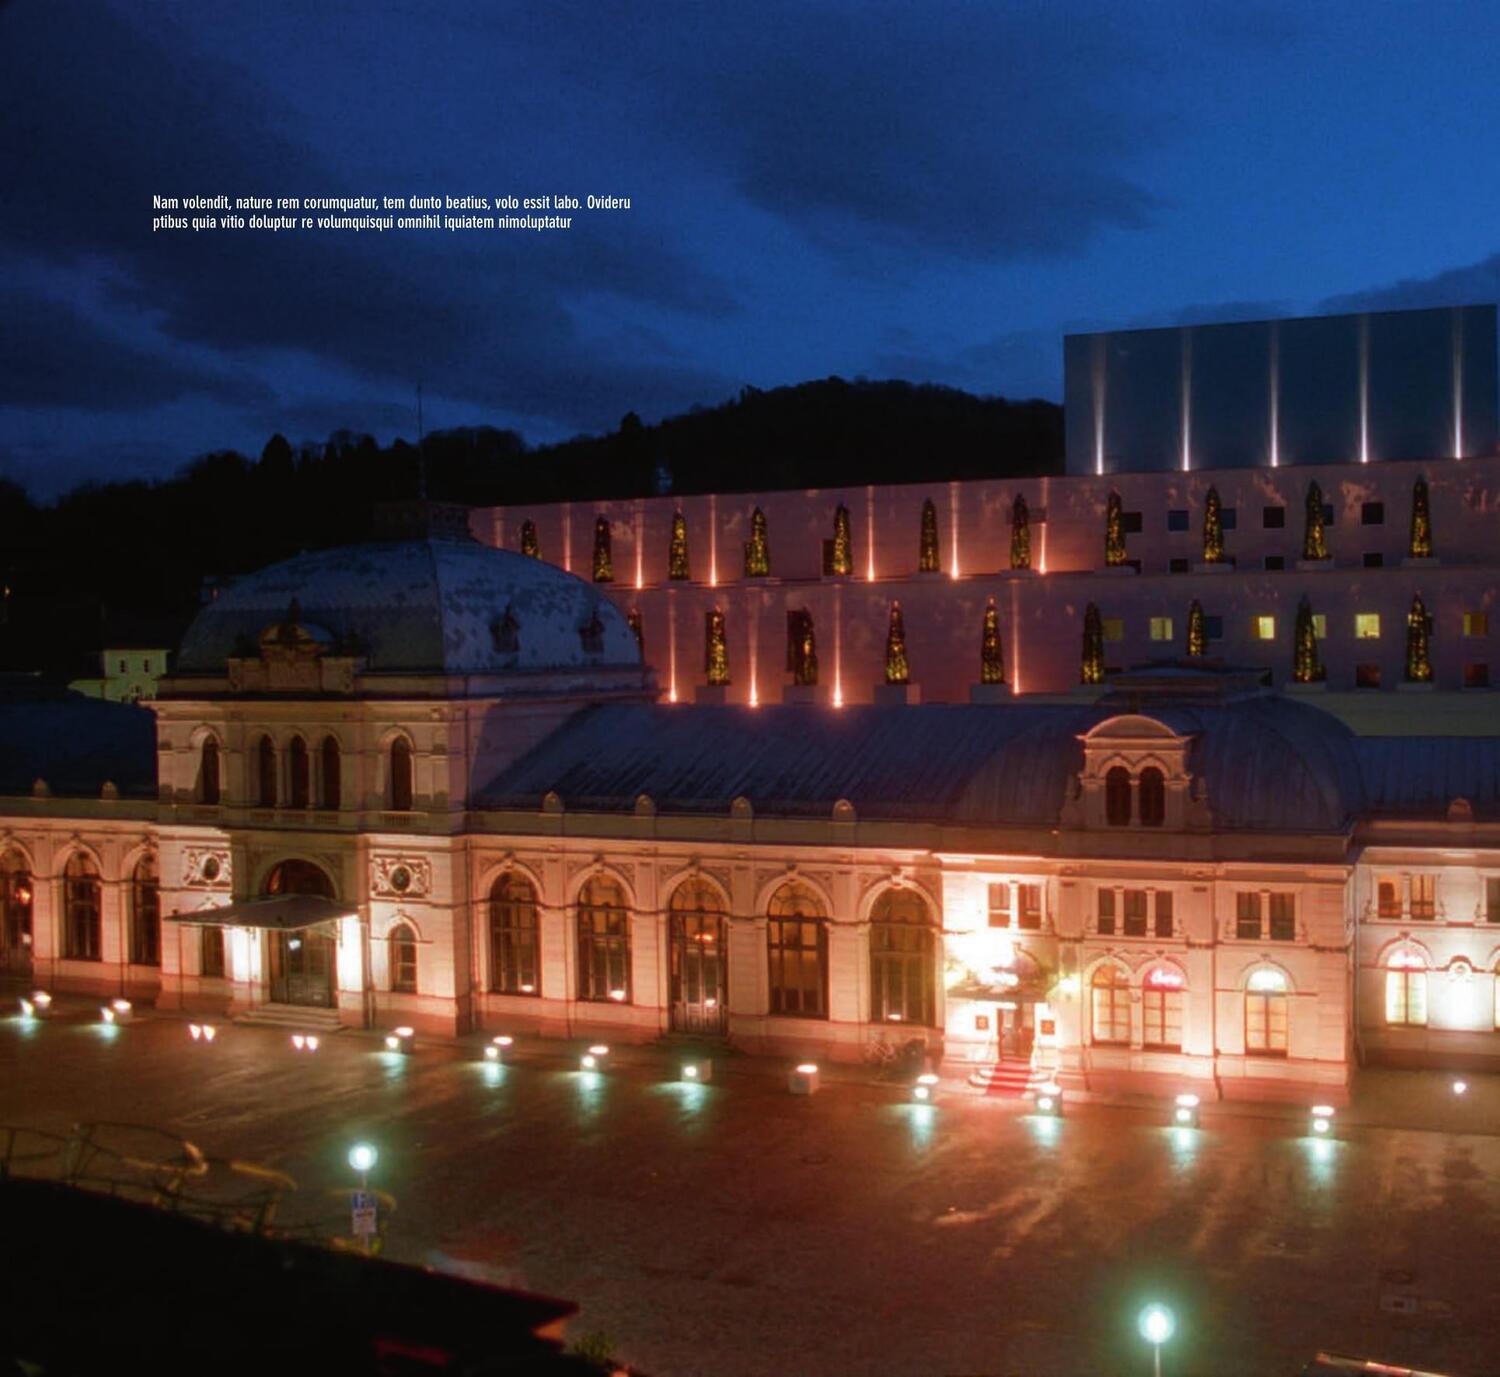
[668,878,728,1035]
[265,860,337,1008]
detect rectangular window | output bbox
[1167,509,1189,532]
[1464,612,1489,638]
[1123,889,1147,937]
[1142,989,1183,1050]
[1254,615,1276,640]
[1464,663,1490,688]
[1487,877,1500,923]
[1262,506,1286,529]
[1123,511,1143,534]
[1269,893,1296,941]
[1204,615,1223,641]
[1376,877,1401,919]
[200,926,225,978]
[118,659,127,673]
[1220,507,1237,531]
[1322,502,1336,526]
[1361,501,1385,525]
[1355,613,1381,639]
[1236,892,1262,940]
[1356,663,1382,689]
[1102,618,1125,642]
[1169,557,1190,574]
[987,882,1012,928]
[1097,888,1116,936]
[1149,617,1174,642]
[1245,991,1288,1054]
[1410,874,1436,920]
[1311,613,1327,639]
[1264,555,1285,571]
[1363,552,1384,568]
[1385,970,1426,1026]
[1153,890,1174,938]
[1018,883,1042,931]
[768,916,826,1018]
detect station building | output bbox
[2,306,1499,1102]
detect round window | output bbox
[389,865,412,893]
[200,856,221,883]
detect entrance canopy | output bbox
[171,895,355,931]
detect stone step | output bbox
[233,1004,345,1032]
[968,1060,1044,1096]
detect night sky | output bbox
[3,0,1499,498]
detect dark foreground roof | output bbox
[0,694,156,798]
[478,695,1372,832]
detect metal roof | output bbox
[0,695,157,799]
[175,537,639,676]
[1357,737,1500,819]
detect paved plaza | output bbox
[4,1004,1500,1377]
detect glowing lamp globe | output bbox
[1138,1303,1175,1346]
[347,1143,378,1174]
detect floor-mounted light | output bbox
[580,1043,610,1072]
[1174,1093,1200,1127]
[788,1062,820,1095]
[384,1025,415,1055]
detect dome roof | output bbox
[176,538,641,676]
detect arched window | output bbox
[0,850,34,973]
[288,737,310,809]
[264,859,335,898]
[257,735,277,808]
[199,737,221,805]
[1385,954,1427,1027]
[129,854,160,967]
[1105,766,1131,826]
[389,923,418,993]
[1245,968,1289,1054]
[490,873,540,995]
[1138,767,1165,827]
[767,882,828,1019]
[320,736,341,811]
[1090,965,1129,1044]
[388,737,414,811]
[577,877,630,1002]
[63,853,102,961]
[668,878,728,1029]
[1141,967,1183,1049]
[869,888,936,1027]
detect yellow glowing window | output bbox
[1356,613,1381,639]
[1149,617,1173,642]
[1102,617,1125,642]
[1464,612,1488,637]
[1312,614,1327,639]
[1253,615,1276,640]
[1385,968,1426,1026]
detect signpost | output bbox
[351,1189,377,1246]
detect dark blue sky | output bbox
[3,0,1499,498]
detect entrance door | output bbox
[0,858,33,977]
[270,930,335,1007]
[669,912,727,1034]
[998,1002,1036,1059]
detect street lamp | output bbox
[1138,1302,1175,1377]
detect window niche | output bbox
[1063,714,1207,832]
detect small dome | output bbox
[176,538,640,676]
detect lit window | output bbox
[1311,614,1327,639]
[1090,966,1130,1045]
[1142,985,1183,1050]
[1410,874,1436,920]
[671,880,728,1030]
[1245,974,1288,1054]
[1102,617,1125,642]
[987,882,1012,928]
[869,888,936,1027]
[1464,612,1488,638]
[1376,877,1401,919]
[1355,613,1381,639]
[1385,965,1427,1026]
[1254,615,1276,640]
[578,877,631,1003]
[1149,617,1174,642]
[389,923,417,993]
[490,874,539,995]
[767,882,827,1018]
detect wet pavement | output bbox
[4,1004,1500,1377]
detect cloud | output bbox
[0,282,271,411]
[1320,253,1500,314]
